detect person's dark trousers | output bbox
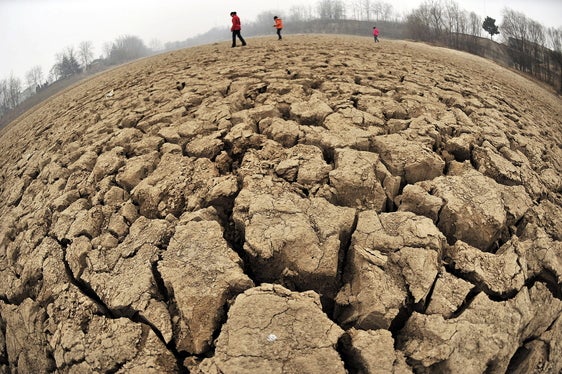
[277,29,282,40]
[232,30,246,47]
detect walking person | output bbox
[273,16,283,40]
[373,26,380,43]
[230,11,246,47]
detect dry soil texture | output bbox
[0,35,561,374]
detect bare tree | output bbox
[52,47,82,80]
[547,27,562,92]
[49,63,60,82]
[317,0,330,19]
[407,1,437,42]
[289,5,315,21]
[7,75,21,108]
[440,1,470,44]
[371,2,382,21]
[547,27,562,52]
[249,10,279,35]
[458,10,469,35]
[348,0,381,21]
[107,35,149,65]
[149,38,163,52]
[463,11,481,53]
[468,12,481,37]
[347,0,372,21]
[501,9,532,71]
[502,8,557,85]
[411,0,448,40]
[78,41,94,69]
[407,9,428,41]
[0,74,22,115]
[528,20,546,76]
[407,0,485,53]
[428,0,445,37]
[443,1,459,44]
[361,0,371,20]
[379,2,394,21]
[0,79,8,115]
[501,9,528,43]
[317,0,346,20]
[25,66,44,90]
[347,0,361,20]
[334,1,346,20]
[528,20,545,47]
[103,42,113,59]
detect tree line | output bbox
[294,0,561,91]
[501,9,562,89]
[1,35,153,119]
[406,1,562,92]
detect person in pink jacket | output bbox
[373,26,380,43]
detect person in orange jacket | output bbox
[273,16,283,40]
[230,11,247,47]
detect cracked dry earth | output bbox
[0,35,561,373]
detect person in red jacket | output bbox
[373,26,380,43]
[230,11,247,48]
[273,16,283,40]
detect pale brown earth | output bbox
[0,35,561,373]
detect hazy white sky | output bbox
[1,0,561,85]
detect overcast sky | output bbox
[1,0,561,85]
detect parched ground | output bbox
[0,35,561,373]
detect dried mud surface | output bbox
[1,35,561,373]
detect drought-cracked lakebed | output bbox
[1,35,561,373]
